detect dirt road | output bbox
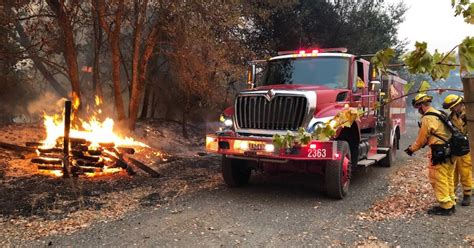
[19,124,474,247]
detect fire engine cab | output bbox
[206,48,406,199]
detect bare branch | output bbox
[438,45,459,65]
[16,14,57,21]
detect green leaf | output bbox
[295,127,312,145]
[466,3,474,24]
[453,1,474,24]
[419,80,431,92]
[284,131,295,148]
[459,36,474,74]
[272,134,285,149]
[430,50,456,80]
[402,41,434,74]
[404,81,415,94]
[371,48,395,74]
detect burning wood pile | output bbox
[29,139,137,177]
[28,100,159,178]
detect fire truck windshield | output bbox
[261,57,350,89]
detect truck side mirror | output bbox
[247,64,256,89]
[369,80,381,91]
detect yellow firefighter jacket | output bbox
[410,107,452,152]
[449,108,467,135]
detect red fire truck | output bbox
[206,48,406,199]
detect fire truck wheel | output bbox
[222,157,252,187]
[379,138,396,167]
[325,141,351,199]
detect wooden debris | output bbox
[31,157,62,165]
[123,155,160,178]
[0,141,36,152]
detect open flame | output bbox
[37,96,149,177]
[41,115,148,149]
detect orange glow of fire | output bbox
[41,95,148,149]
[38,96,149,177]
[41,115,148,149]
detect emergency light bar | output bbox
[278,47,348,56]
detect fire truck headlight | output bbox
[224,119,233,127]
[265,144,275,153]
[219,114,233,129]
[240,141,249,150]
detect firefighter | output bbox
[404,93,456,215]
[443,94,472,206]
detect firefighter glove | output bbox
[405,147,414,156]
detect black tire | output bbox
[222,156,251,187]
[325,141,351,199]
[379,138,397,167]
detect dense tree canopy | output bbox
[0,0,407,132]
[246,0,406,56]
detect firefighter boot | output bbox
[461,195,471,206]
[427,206,454,216]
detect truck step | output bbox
[357,154,387,167]
[377,147,390,154]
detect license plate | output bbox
[306,142,334,159]
[248,141,266,151]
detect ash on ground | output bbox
[0,121,222,244]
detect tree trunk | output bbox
[461,75,474,167]
[128,0,147,130]
[128,20,159,130]
[140,81,151,120]
[110,27,126,120]
[97,0,126,120]
[92,2,103,99]
[9,7,68,98]
[46,0,81,113]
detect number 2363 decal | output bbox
[307,148,327,158]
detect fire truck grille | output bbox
[235,95,308,131]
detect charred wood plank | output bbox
[38,164,63,170]
[71,151,100,162]
[70,138,89,145]
[31,157,63,165]
[71,166,103,174]
[106,148,155,176]
[74,160,104,168]
[72,145,89,152]
[123,155,160,178]
[25,142,43,147]
[38,148,62,153]
[0,141,36,152]
[87,149,103,156]
[37,152,62,158]
[117,147,135,154]
[102,150,136,175]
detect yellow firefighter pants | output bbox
[428,159,455,209]
[454,153,473,196]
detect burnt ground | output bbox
[1,121,474,247]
